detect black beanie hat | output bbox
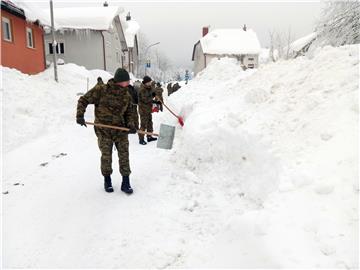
[142,75,152,84]
[114,68,130,83]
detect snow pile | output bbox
[200,28,261,55]
[155,45,359,267]
[259,48,271,63]
[2,64,112,153]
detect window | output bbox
[26,27,34,48]
[59,43,64,54]
[48,42,65,54]
[2,17,12,42]
[248,57,254,61]
[248,64,255,69]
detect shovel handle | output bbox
[85,122,159,137]
[155,98,178,118]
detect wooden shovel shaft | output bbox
[85,122,159,137]
[156,98,179,118]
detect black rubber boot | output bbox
[121,176,133,194]
[104,175,114,193]
[147,136,157,142]
[139,139,147,145]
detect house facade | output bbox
[1,0,46,74]
[44,6,128,74]
[192,27,261,75]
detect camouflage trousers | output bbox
[138,106,153,140]
[95,127,131,176]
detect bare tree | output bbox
[284,27,294,60]
[268,27,294,61]
[268,29,276,62]
[137,31,150,76]
[275,32,284,59]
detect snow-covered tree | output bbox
[315,1,360,47]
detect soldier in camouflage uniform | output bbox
[154,82,164,111]
[138,75,157,145]
[167,82,173,96]
[76,68,136,194]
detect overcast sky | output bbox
[51,1,322,69]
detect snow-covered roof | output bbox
[288,32,317,52]
[52,6,124,30]
[10,0,52,26]
[200,29,261,55]
[122,19,140,48]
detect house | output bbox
[122,12,139,76]
[286,32,317,58]
[1,0,47,74]
[43,5,128,74]
[192,26,261,75]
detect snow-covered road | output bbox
[3,121,260,268]
[2,45,359,268]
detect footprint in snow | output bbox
[52,152,68,159]
[13,182,24,186]
[40,153,68,167]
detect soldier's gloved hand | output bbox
[76,117,87,127]
[128,127,137,134]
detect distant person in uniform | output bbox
[138,76,157,145]
[154,82,164,111]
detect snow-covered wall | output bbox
[193,43,205,75]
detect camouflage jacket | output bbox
[154,86,164,101]
[138,84,154,111]
[76,80,135,129]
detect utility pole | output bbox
[50,0,58,82]
[143,42,160,76]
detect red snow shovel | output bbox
[156,98,184,126]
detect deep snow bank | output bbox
[154,45,358,267]
[2,64,112,152]
[158,45,358,201]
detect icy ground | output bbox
[2,45,359,268]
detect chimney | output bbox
[202,26,209,37]
[126,12,131,21]
[243,24,247,31]
[103,1,108,7]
